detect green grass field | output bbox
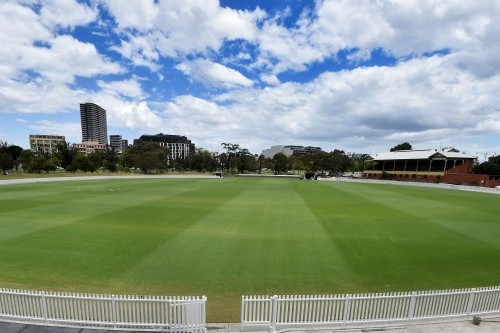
[0,177,499,322]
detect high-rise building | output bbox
[80,103,108,145]
[109,134,123,153]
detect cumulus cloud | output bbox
[40,0,97,29]
[255,1,500,76]
[0,1,122,116]
[163,53,500,153]
[2,0,500,156]
[97,79,144,99]
[176,59,253,89]
[0,79,87,114]
[89,93,165,133]
[103,0,159,30]
[105,0,265,67]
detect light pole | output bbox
[475,152,489,163]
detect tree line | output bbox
[5,138,496,176]
[0,140,366,175]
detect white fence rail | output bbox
[242,286,500,331]
[0,288,206,332]
[319,177,500,195]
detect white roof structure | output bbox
[370,149,477,161]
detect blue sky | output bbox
[1,0,500,159]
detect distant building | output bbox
[109,135,124,153]
[29,134,66,155]
[80,103,108,145]
[261,145,322,158]
[135,133,195,160]
[73,141,106,156]
[121,139,128,149]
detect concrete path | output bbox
[0,175,220,186]
[2,319,500,333]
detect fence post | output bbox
[343,294,351,328]
[466,288,477,319]
[41,291,48,324]
[407,292,417,323]
[202,296,207,332]
[111,295,117,328]
[270,295,278,333]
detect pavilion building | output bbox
[363,148,479,183]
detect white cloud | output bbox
[22,35,122,84]
[165,53,500,153]
[0,3,121,81]
[255,1,500,76]
[103,0,158,30]
[40,0,97,29]
[105,0,265,67]
[0,79,87,114]
[176,59,253,89]
[260,74,280,86]
[89,93,165,133]
[97,79,144,99]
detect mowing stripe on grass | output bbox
[0,177,499,323]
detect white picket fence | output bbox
[241,286,500,332]
[319,177,500,195]
[0,288,206,332]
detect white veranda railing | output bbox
[242,286,500,332]
[0,288,206,332]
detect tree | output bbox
[119,149,135,170]
[350,153,371,171]
[328,149,352,174]
[125,141,169,173]
[43,159,57,173]
[28,156,47,173]
[56,142,78,169]
[179,149,218,172]
[72,155,97,173]
[7,145,23,170]
[220,143,240,173]
[135,151,164,173]
[273,152,289,174]
[0,141,21,174]
[390,142,412,151]
[88,151,104,169]
[0,151,14,175]
[237,149,257,173]
[103,147,119,172]
[289,155,304,173]
[473,155,500,175]
[18,149,33,171]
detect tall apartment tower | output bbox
[80,103,108,145]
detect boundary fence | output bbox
[242,286,500,332]
[0,288,206,332]
[319,177,500,195]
